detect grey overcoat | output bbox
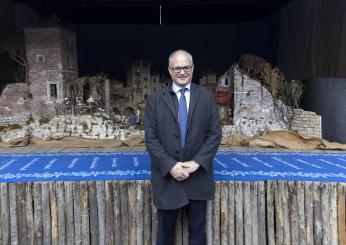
[144,82,222,210]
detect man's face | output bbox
[168,52,194,87]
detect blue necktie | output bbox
[179,88,188,148]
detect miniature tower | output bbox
[24,21,78,118]
[126,60,152,103]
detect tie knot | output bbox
[180,87,188,95]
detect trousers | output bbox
[156,200,207,245]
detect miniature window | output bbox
[68,37,74,47]
[50,84,57,98]
[225,79,229,86]
[153,78,156,83]
[36,54,45,62]
[67,55,72,68]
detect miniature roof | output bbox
[24,19,61,29]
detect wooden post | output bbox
[105,181,114,245]
[65,181,75,245]
[330,183,338,245]
[213,181,221,245]
[312,182,322,245]
[304,182,313,245]
[206,200,213,245]
[257,181,266,245]
[9,183,18,245]
[243,181,252,245]
[0,183,10,245]
[112,181,121,244]
[120,181,129,244]
[33,182,43,245]
[56,182,66,245]
[26,183,34,245]
[41,182,51,245]
[321,183,331,245]
[96,181,106,245]
[128,181,137,245]
[80,181,90,245]
[266,181,275,245]
[49,182,59,245]
[288,181,299,245]
[297,181,307,245]
[175,208,183,245]
[235,181,243,245]
[143,181,151,245]
[88,181,99,245]
[220,181,229,245]
[73,182,82,245]
[281,181,291,244]
[338,183,346,245]
[228,181,235,245]
[16,182,27,245]
[136,181,144,245]
[250,182,259,245]
[274,181,284,244]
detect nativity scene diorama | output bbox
[1,21,340,150]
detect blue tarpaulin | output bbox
[0,151,346,182]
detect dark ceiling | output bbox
[16,0,291,24]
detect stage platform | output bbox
[0,146,345,244]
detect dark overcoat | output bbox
[144,82,222,210]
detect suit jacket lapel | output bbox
[161,84,178,122]
[187,83,201,131]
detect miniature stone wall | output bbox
[0,83,31,117]
[0,112,31,126]
[0,113,143,142]
[291,109,322,138]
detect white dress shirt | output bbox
[172,82,191,112]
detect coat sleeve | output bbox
[144,93,177,177]
[193,91,222,173]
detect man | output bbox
[144,50,222,245]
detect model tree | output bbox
[0,33,28,84]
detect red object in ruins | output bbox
[214,90,233,105]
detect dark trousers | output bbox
[156,200,207,245]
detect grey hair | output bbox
[168,50,193,66]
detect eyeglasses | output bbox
[169,66,194,73]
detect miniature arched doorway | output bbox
[68,85,76,105]
[83,83,90,103]
[124,107,136,117]
[112,107,121,115]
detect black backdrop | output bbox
[302,78,346,144]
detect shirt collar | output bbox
[172,82,191,93]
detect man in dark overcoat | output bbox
[144,50,222,245]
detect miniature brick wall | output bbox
[292,109,322,138]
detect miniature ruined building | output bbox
[106,60,168,117]
[200,69,234,123]
[126,60,168,102]
[24,21,78,118]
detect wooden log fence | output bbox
[0,180,345,245]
